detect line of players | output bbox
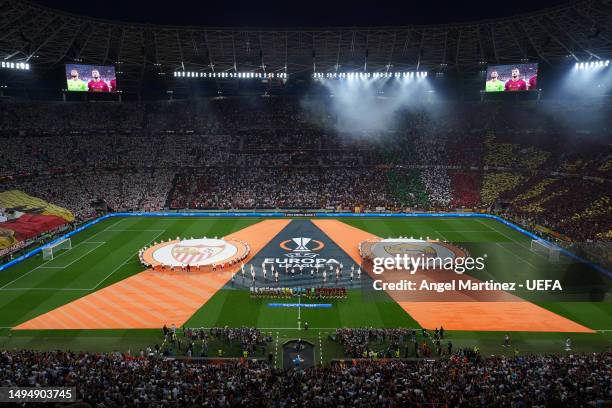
[250,287,348,299]
[234,261,362,285]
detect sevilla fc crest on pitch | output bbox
[171,244,225,264]
[145,238,249,268]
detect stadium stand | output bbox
[0,349,610,406]
[1,99,610,248]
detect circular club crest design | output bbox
[142,238,249,268]
[360,237,466,263]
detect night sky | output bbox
[32,0,568,27]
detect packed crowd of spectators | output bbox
[1,98,610,242]
[335,327,449,358]
[4,169,173,220]
[158,326,267,359]
[1,348,609,406]
[168,167,396,210]
[207,327,265,353]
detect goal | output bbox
[530,239,560,262]
[42,238,72,260]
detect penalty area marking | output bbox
[476,219,548,259]
[494,242,538,270]
[43,241,106,270]
[0,218,126,290]
[1,227,168,292]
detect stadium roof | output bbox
[1,0,611,92]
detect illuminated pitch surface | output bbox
[0,216,610,361]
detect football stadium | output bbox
[0,0,611,405]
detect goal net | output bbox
[42,238,72,260]
[530,239,560,262]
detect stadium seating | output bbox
[1,99,610,247]
[1,348,609,406]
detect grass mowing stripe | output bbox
[91,228,166,290]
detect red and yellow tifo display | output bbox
[140,237,250,271]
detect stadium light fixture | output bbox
[312,71,428,80]
[574,60,610,70]
[173,71,287,79]
[1,61,30,70]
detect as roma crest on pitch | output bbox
[171,244,225,264]
[383,243,437,258]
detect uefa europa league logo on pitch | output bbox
[292,237,311,252]
[279,237,324,254]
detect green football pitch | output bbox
[0,215,610,364]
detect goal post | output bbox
[42,238,72,260]
[530,239,560,262]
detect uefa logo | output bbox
[279,237,325,253]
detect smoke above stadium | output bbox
[301,74,435,137]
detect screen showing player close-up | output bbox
[484,63,539,92]
[65,64,118,92]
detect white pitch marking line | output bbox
[90,228,167,290]
[81,218,126,243]
[192,327,342,331]
[495,242,538,269]
[435,230,490,233]
[274,332,279,367]
[297,295,301,330]
[476,219,547,259]
[434,230,449,242]
[318,331,323,365]
[0,288,90,291]
[103,229,166,232]
[51,242,106,269]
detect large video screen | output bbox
[65,64,117,92]
[484,63,538,92]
